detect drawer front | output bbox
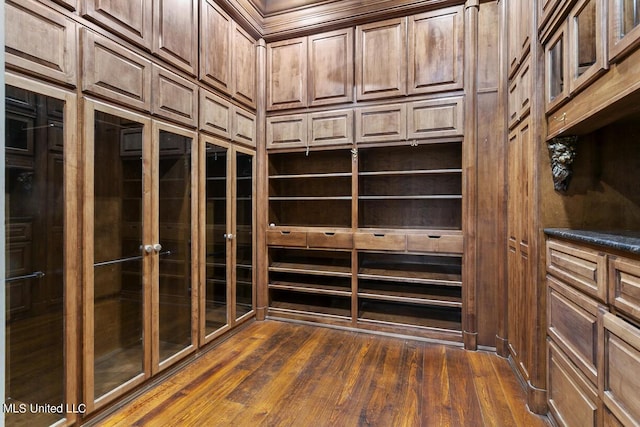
[602,312,640,426]
[609,256,640,324]
[407,97,464,140]
[548,341,600,427]
[307,231,353,249]
[547,239,607,302]
[406,233,463,254]
[266,230,307,247]
[354,232,406,251]
[232,107,256,148]
[547,275,602,385]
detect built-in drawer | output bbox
[547,340,600,427]
[547,239,607,302]
[609,256,640,325]
[406,233,463,254]
[307,231,353,249]
[547,275,604,386]
[354,232,406,251]
[602,312,640,426]
[407,96,464,140]
[266,230,307,247]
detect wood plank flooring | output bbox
[92,320,550,426]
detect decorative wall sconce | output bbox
[547,136,577,192]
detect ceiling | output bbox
[250,0,335,15]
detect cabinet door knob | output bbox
[153,243,162,252]
[144,244,154,254]
[224,233,234,240]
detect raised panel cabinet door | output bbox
[407,97,464,140]
[232,107,257,148]
[199,89,232,139]
[232,23,257,109]
[408,6,464,95]
[507,0,520,76]
[308,110,353,147]
[6,0,77,86]
[200,0,232,94]
[356,17,407,101]
[308,28,354,107]
[267,37,308,110]
[355,104,407,144]
[81,28,152,111]
[539,0,561,30]
[153,0,198,75]
[82,0,152,49]
[266,114,308,149]
[152,65,198,127]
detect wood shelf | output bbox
[358,269,462,286]
[269,262,351,277]
[359,169,462,177]
[270,172,352,179]
[358,291,461,308]
[269,281,351,297]
[359,195,462,200]
[358,300,461,331]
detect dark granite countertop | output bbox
[544,229,640,255]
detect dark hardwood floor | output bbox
[93,320,550,426]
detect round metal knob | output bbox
[144,244,154,254]
[223,233,234,240]
[153,243,162,252]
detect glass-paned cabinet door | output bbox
[83,100,152,411]
[569,0,607,93]
[234,148,255,321]
[4,76,78,426]
[610,0,640,60]
[153,122,198,373]
[200,136,231,344]
[546,22,569,111]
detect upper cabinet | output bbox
[408,6,464,95]
[153,0,198,75]
[609,0,640,61]
[200,1,257,109]
[267,28,353,111]
[267,37,308,110]
[82,0,153,49]
[355,18,407,101]
[308,29,354,107]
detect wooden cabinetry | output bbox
[266,110,353,150]
[354,96,464,145]
[308,29,354,106]
[546,235,640,426]
[82,0,152,49]
[609,0,640,61]
[6,0,77,86]
[153,0,198,75]
[267,37,308,110]
[200,1,257,109]
[199,89,255,147]
[507,0,531,75]
[408,6,464,95]
[81,29,152,111]
[152,65,198,127]
[545,21,569,111]
[355,18,407,101]
[267,28,353,110]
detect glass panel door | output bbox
[4,84,74,427]
[234,150,254,321]
[84,101,152,411]
[203,139,230,339]
[155,125,196,369]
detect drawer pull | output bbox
[373,233,385,237]
[428,235,441,239]
[280,231,291,235]
[324,232,336,236]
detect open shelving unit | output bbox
[268,150,353,227]
[268,248,352,320]
[358,143,462,229]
